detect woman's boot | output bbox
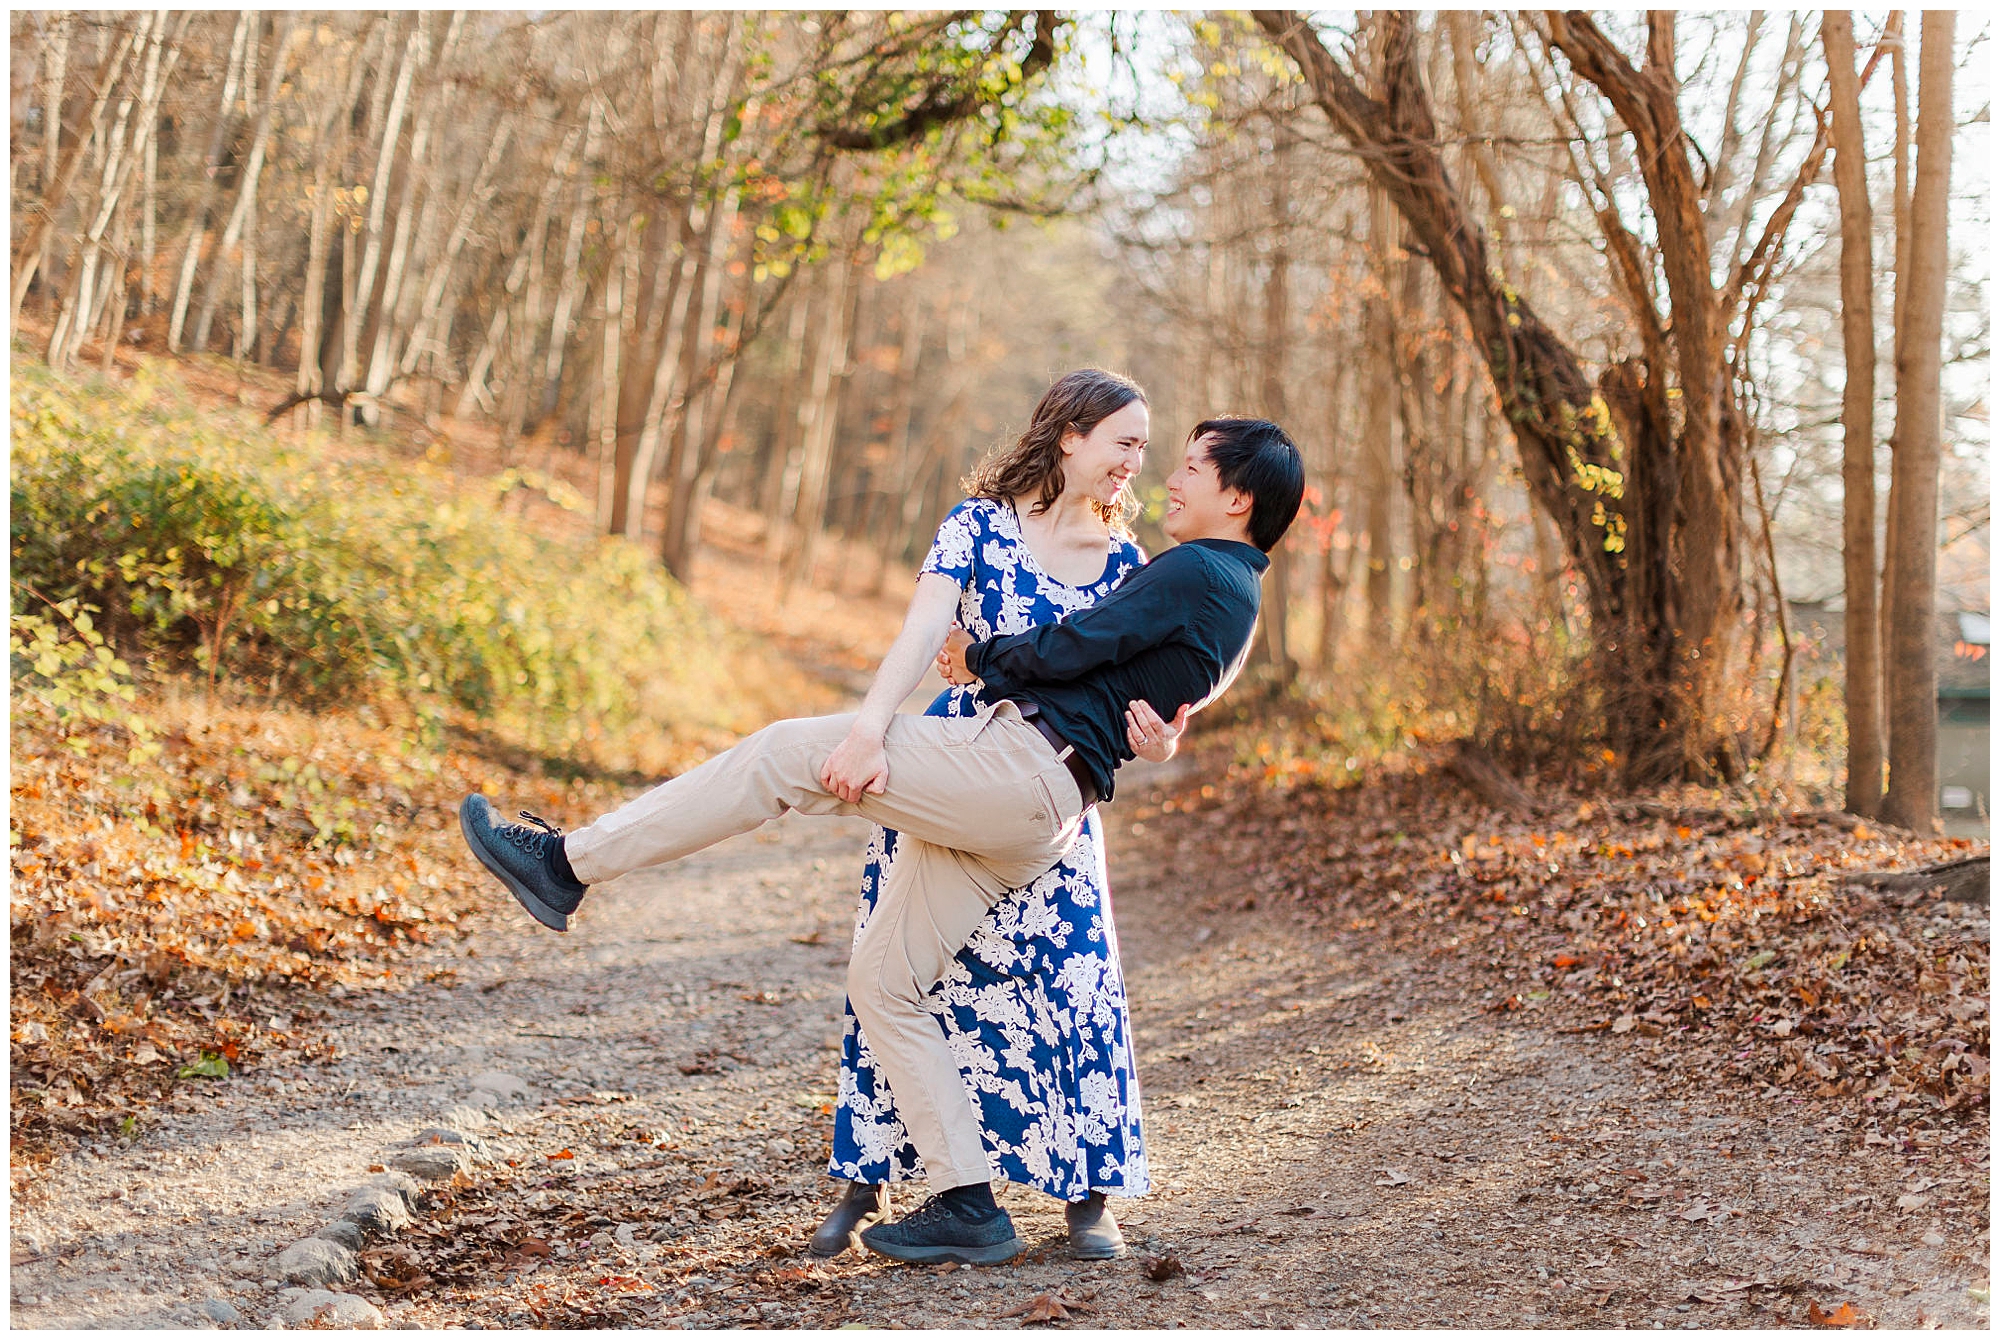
[810,1181,889,1258]
[1065,1191,1126,1259]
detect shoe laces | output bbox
[496,810,562,858]
[899,1194,953,1228]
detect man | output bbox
[458,416,1304,1265]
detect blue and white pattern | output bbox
[828,497,1151,1201]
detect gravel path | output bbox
[10,760,1990,1329]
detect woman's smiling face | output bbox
[1060,399,1149,508]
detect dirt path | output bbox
[11,758,1990,1330]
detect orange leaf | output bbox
[595,1274,653,1293]
[1552,954,1579,969]
[1808,1301,1860,1328]
[546,1149,574,1160]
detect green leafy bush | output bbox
[11,362,766,768]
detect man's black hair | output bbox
[1188,416,1305,552]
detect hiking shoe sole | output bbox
[858,1231,1025,1267]
[459,795,570,932]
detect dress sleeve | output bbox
[918,499,984,587]
[1111,537,1147,584]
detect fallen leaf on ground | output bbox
[1142,1254,1186,1281]
[545,1149,574,1160]
[360,1245,431,1292]
[595,1274,653,1293]
[1808,1300,1861,1327]
[1005,1289,1095,1325]
[1375,1167,1412,1187]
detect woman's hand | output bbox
[937,626,975,686]
[1126,699,1191,763]
[820,726,890,804]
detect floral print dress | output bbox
[826,497,1152,1201]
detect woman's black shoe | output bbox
[808,1182,888,1258]
[1066,1191,1126,1259]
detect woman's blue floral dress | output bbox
[827,497,1152,1201]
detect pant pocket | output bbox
[941,700,1003,748]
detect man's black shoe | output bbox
[809,1181,888,1258]
[458,794,586,932]
[858,1194,1024,1266]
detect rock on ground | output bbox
[275,1236,357,1286]
[390,1146,470,1181]
[339,1185,412,1236]
[273,1287,384,1329]
[467,1071,530,1104]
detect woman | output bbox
[809,369,1183,1261]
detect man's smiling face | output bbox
[1163,433,1251,544]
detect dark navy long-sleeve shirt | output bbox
[963,537,1269,803]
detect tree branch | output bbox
[817,11,1060,151]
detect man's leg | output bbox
[844,835,1029,1264]
[562,705,1079,889]
[843,836,1013,1190]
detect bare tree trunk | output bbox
[362,14,462,409]
[870,283,929,593]
[596,209,632,530]
[191,12,301,356]
[782,251,858,593]
[619,210,700,538]
[233,15,262,360]
[1880,11,1953,834]
[398,113,514,380]
[13,19,137,326]
[100,192,131,370]
[457,127,581,430]
[50,13,180,370]
[1259,128,1297,681]
[340,13,423,396]
[1880,11,1912,767]
[761,291,813,551]
[1824,11,1885,818]
[138,84,157,316]
[1362,185,1397,627]
[538,97,605,432]
[166,11,248,351]
[660,182,742,581]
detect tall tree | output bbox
[1880,11,1954,832]
[1250,10,1840,784]
[1823,11,1883,818]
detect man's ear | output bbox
[1222,487,1253,518]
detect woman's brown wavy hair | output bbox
[963,369,1146,533]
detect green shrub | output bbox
[10,361,762,768]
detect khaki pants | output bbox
[565,700,1087,1190]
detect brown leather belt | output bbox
[1014,701,1100,809]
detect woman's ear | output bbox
[1058,424,1083,458]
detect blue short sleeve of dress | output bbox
[828,499,1151,1199]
